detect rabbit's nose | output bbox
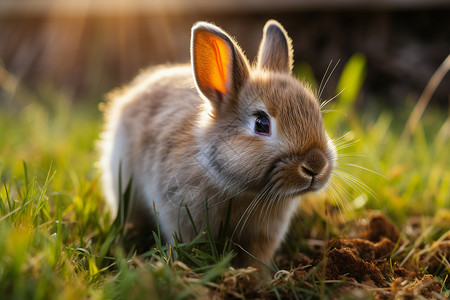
[300,148,328,178]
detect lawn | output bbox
[0,54,449,299]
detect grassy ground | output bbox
[0,55,449,299]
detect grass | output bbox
[0,54,449,299]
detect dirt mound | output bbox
[324,247,388,287]
[361,214,400,243]
[212,214,444,299]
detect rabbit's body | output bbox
[100,20,336,269]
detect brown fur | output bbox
[99,20,336,272]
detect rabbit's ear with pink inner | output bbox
[257,20,293,74]
[191,22,250,113]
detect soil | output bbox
[211,214,445,299]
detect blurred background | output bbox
[1,0,449,107]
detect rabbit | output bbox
[100,19,336,271]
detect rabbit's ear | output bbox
[257,20,293,73]
[191,22,249,111]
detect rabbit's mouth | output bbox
[267,149,334,197]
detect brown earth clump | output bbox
[277,214,442,299]
[209,214,444,299]
[361,213,400,243]
[331,236,396,261]
[324,247,388,287]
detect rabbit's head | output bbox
[191,20,335,199]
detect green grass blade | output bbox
[204,200,219,260]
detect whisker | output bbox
[232,184,272,240]
[330,174,372,224]
[236,196,263,239]
[335,139,360,151]
[257,190,272,240]
[263,188,280,241]
[333,169,379,203]
[336,153,367,159]
[318,60,333,98]
[240,183,278,240]
[320,88,345,110]
[332,131,353,144]
[205,177,259,208]
[328,179,353,215]
[327,182,350,223]
[264,197,275,241]
[327,179,347,204]
[321,110,342,114]
[319,59,340,100]
[339,163,389,179]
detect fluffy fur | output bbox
[100,20,336,269]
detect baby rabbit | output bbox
[100,20,336,270]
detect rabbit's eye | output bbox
[254,115,271,136]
